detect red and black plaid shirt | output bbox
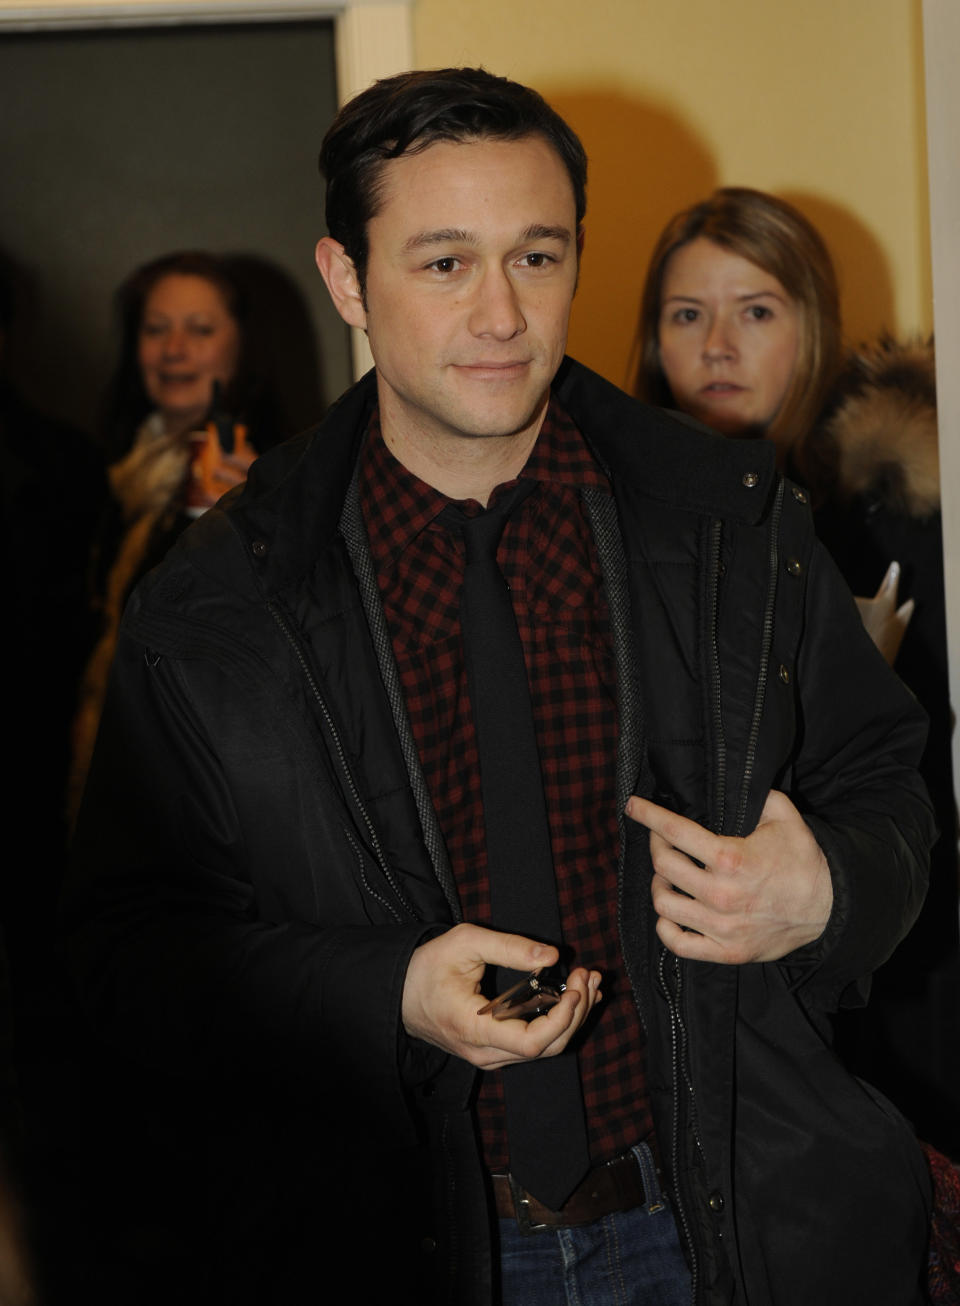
[360,396,653,1169]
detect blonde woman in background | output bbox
[635,187,959,1180]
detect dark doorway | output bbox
[0,19,350,440]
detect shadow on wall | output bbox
[546,90,899,392]
[548,90,717,391]
[778,192,897,350]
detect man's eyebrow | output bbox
[402,224,573,253]
[403,228,478,252]
[520,224,572,244]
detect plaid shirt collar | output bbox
[360,395,610,570]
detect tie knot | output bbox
[460,508,507,564]
[439,478,535,563]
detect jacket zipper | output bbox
[707,519,726,835]
[267,598,417,921]
[663,516,726,1305]
[658,946,702,1303]
[734,480,784,836]
[670,496,784,1300]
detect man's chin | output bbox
[447,391,552,443]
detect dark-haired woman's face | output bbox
[138,274,241,434]
[657,238,800,438]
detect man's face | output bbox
[328,135,579,456]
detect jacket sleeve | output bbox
[65,623,445,1141]
[781,536,936,1007]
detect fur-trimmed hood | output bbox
[816,336,939,518]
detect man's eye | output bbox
[520,252,552,268]
[429,257,460,273]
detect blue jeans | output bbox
[497,1143,691,1306]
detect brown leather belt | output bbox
[492,1148,654,1232]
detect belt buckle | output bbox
[509,1174,551,1236]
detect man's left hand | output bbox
[625,790,833,964]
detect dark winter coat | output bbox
[67,358,935,1306]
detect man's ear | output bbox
[315,237,367,329]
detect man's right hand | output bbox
[401,923,602,1070]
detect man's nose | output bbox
[468,266,526,340]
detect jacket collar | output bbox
[552,357,776,522]
[225,357,777,594]
[224,371,377,594]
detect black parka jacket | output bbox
[68,360,935,1306]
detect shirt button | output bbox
[420,1236,437,1254]
[742,472,759,488]
[708,1191,725,1213]
[252,539,268,558]
[786,558,803,577]
[778,664,791,685]
[792,486,808,504]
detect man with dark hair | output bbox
[69,68,934,1306]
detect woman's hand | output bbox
[854,561,914,666]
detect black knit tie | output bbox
[442,480,590,1210]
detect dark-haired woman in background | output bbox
[100,249,287,556]
[62,252,300,1301]
[71,250,290,820]
[635,188,959,1172]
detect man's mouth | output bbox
[454,359,531,375]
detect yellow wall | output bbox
[412,0,931,390]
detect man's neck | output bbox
[377,396,550,507]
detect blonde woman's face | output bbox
[657,238,801,437]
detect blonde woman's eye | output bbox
[747,305,773,321]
